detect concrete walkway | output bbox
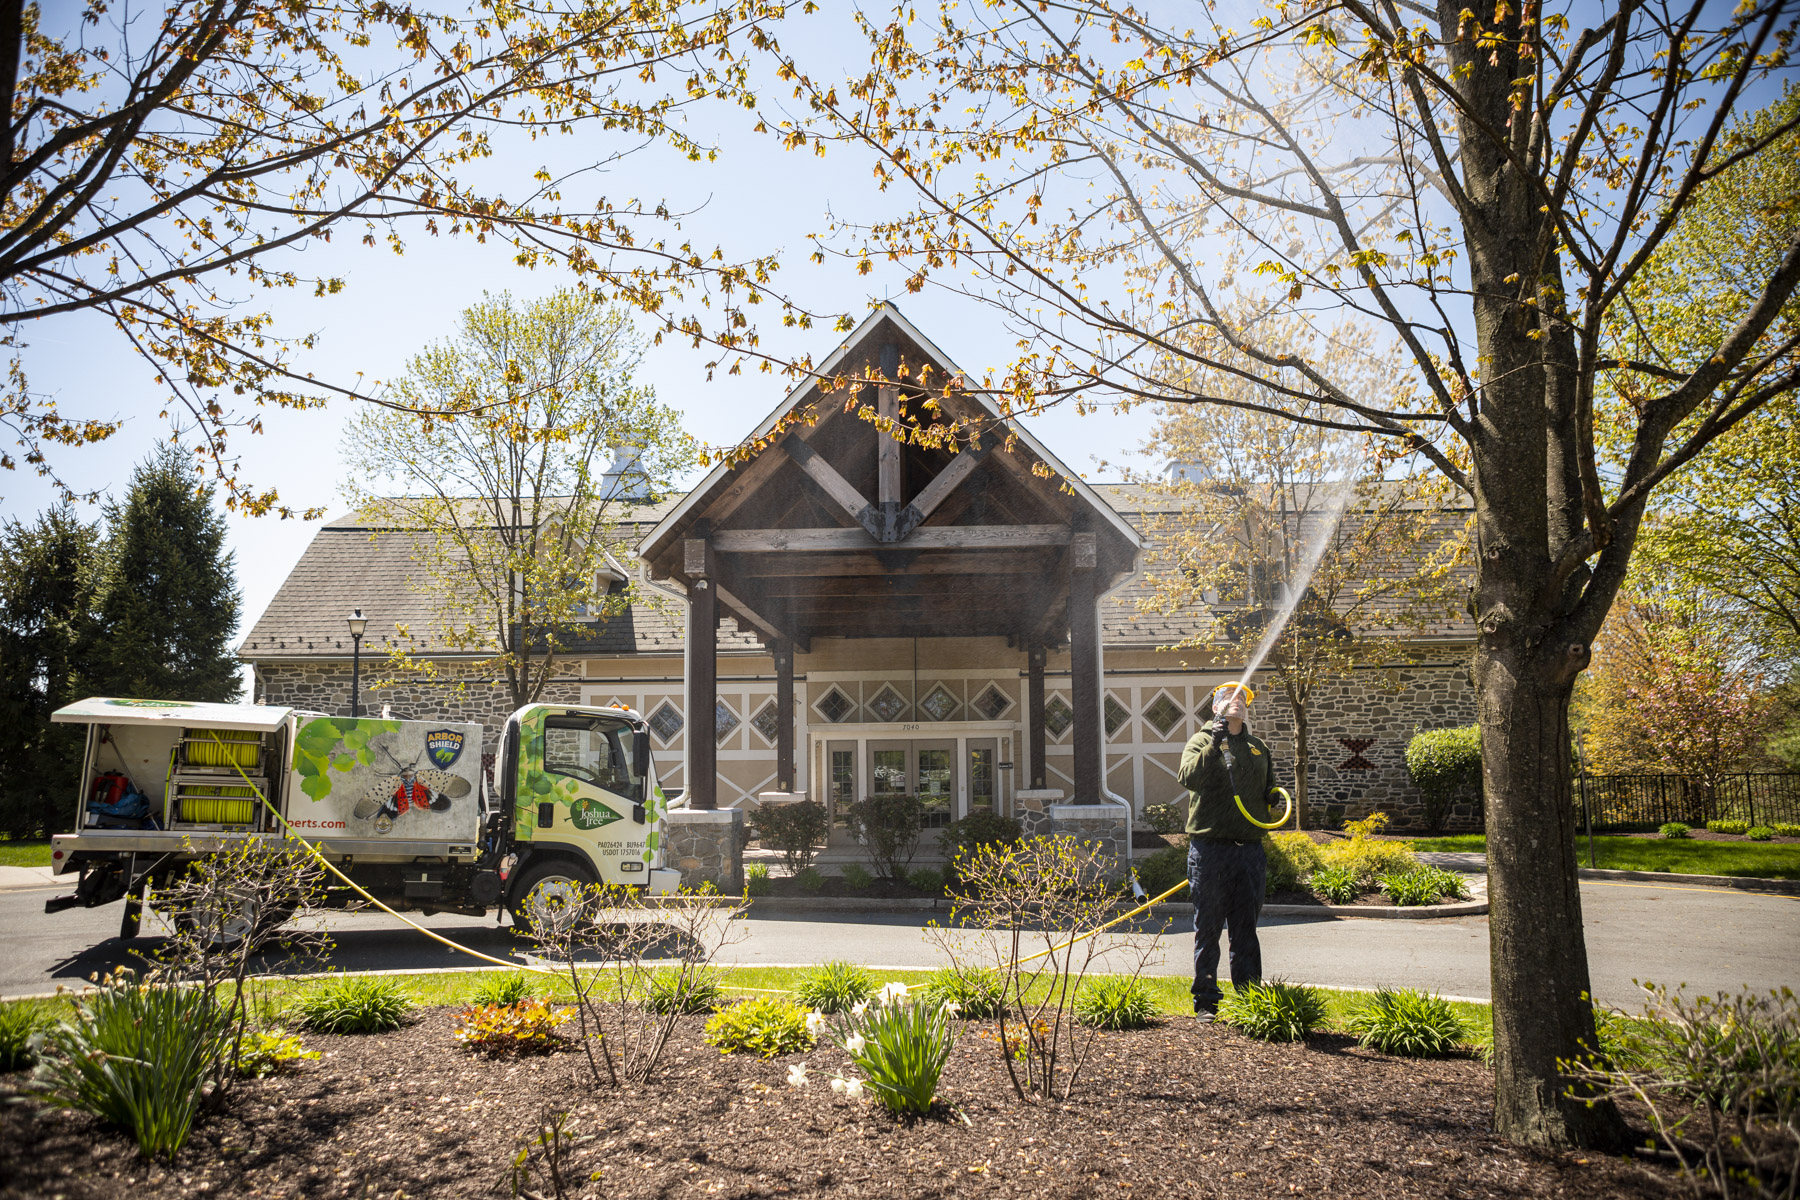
[0,865,56,891]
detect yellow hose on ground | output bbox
[1016,877,1191,966]
[205,733,558,976]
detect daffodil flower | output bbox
[845,1033,866,1055]
[787,1063,809,1087]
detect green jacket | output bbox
[1180,724,1281,843]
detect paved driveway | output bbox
[3,874,1794,1008]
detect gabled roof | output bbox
[638,301,1143,560]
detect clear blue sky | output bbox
[0,7,1159,655]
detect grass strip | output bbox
[0,839,51,869]
[1,967,1499,1056]
[1406,834,1800,879]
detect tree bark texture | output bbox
[1442,0,1629,1149]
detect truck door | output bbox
[516,710,657,885]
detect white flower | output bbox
[787,1063,809,1087]
[830,1077,847,1095]
[805,1011,827,1036]
[852,1000,870,1017]
[877,981,909,1006]
[843,1077,866,1100]
[845,1033,866,1055]
[942,1001,961,1017]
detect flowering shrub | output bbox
[1315,813,1419,884]
[454,999,571,1056]
[235,1028,320,1077]
[702,997,814,1059]
[820,983,958,1116]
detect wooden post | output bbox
[877,342,901,537]
[1027,641,1047,790]
[1068,531,1101,804]
[773,637,795,793]
[685,526,719,810]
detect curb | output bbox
[1577,867,1800,895]
[1141,899,1488,921]
[746,895,1487,919]
[748,896,944,913]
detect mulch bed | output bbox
[1,1006,1679,1199]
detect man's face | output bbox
[1214,687,1249,725]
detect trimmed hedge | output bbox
[1404,725,1481,833]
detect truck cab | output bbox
[44,696,679,936]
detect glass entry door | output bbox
[869,739,957,829]
[967,739,997,817]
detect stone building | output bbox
[241,303,1478,838]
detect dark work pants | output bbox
[1188,838,1266,1009]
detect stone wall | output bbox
[253,661,583,746]
[1048,803,1131,880]
[663,808,745,892]
[1245,662,1479,832]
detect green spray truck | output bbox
[42,697,680,937]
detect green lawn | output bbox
[0,839,51,868]
[1405,834,1800,880]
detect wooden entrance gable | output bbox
[637,303,1141,808]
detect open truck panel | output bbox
[45,697,678,936]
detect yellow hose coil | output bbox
[1233,786,1294,831]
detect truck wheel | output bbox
[508,858,595,934]
[171,893,294,950]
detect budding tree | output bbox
[766,0,1800,1148]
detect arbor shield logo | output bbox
[425,729,466,769]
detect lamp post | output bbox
[347,609,367,718]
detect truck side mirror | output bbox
[631,729,651,822]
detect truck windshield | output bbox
[542,716,638,793]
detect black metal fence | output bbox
[1575,772,1800,830]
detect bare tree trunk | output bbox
[1291,703,1310,831]
[1476,626,1626,1148]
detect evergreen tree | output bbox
[92,445,243,702]
[0,506,101,837]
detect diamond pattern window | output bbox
[751,700,783,745]
[1104,696,1131,738]
[920,683,959,722]
[972,683,1013,721]
[1144,694,1184,739]
[647,701,684,744]
[714,700,740,745]
[867,685,909,723]
[1044,695,1074,739]
[814,687,856,724]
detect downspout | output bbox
[636,560,693,810]
[1096,564,1137,850]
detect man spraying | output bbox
[1179,682,1284,1021]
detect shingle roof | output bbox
[239,497,760,660]
[240,482,1474,662]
